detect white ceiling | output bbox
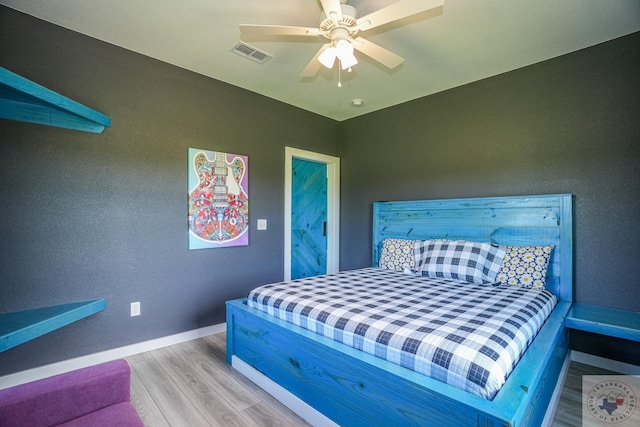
[2,0,639,121]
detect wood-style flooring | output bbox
[126,333,617,426]
[552,361,619,427]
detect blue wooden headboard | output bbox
[372,194,573,302]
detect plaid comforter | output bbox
[247,267,557,399]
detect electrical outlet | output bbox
[257,219,267,230]
[130,301,141,317]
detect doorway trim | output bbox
[284,147,340,281]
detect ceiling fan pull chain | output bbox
[338,60,342,87]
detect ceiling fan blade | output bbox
[351,37,404,69]
[300,44,331,77]
[355,0,444,32]
[320,0,343,24]
[240,24,320,37]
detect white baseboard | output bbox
[571,351,640,375]
[0,322,226,390]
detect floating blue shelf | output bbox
[0,299,106,352]
[566,303,640,342]
[0,67,110,133]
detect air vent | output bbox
[230,42,273,64]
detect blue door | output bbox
[291,158,327,279]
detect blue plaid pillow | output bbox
[415,240,506,284]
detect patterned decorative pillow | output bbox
[496,245,555,289]
[379,238,416,271]
[415,240,506,285]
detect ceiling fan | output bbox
[239,0,444,78]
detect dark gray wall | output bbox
[0,7,338,375]
[1,5,639,375]
[339,32,640,364]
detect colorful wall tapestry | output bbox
[188,148,249,249]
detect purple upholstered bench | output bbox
[0,359,143,427]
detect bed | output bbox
[226,194,573,427]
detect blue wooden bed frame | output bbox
[226,194,573,426]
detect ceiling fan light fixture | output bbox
[335,39,357,69]
[318,46,337,68]
[340,53,358,70]
[335,39,353,57]
[318,41,357,70]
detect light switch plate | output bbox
[257,219,267,230]
[131,302,140,317]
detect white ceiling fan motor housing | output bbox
[319,5,359,34]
